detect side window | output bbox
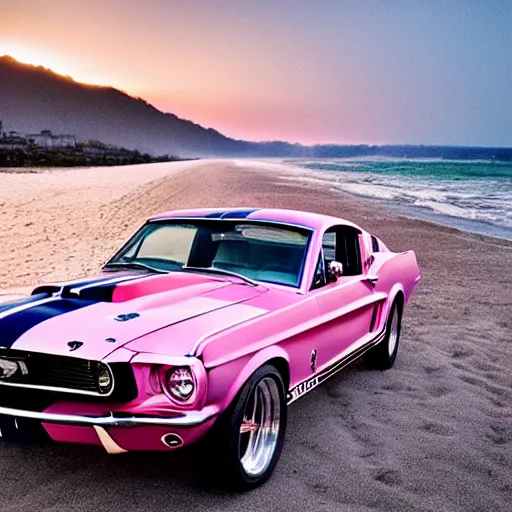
[310,227,363,290]
[310,230,338,290]
[327,226,363,276]
[312,231,335,289]
[336,228,362,275]
[322,231,336,261]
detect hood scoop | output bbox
[58,272,228,303]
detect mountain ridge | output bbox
[0,55,267,157]
[1,56,511,160]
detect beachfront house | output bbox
[28,130,77,149]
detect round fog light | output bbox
[161,433,184,448]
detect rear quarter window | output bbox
[371,235,380,252]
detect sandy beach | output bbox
[0,159,510,512]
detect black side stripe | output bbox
[286,330,386,404]
[0,298,98,349]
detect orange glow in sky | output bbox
[0,42,115,87]
[1,1,511,146]
[0,42,62,70]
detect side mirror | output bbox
[327,260,343,281]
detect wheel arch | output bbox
[218,346,290,412]
[387,284,405,315]
[393,288,404,312]
[375,285,404,334]
[267,356,290,392]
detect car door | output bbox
[308,226,379,369]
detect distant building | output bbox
[0,122,77,149]
[28,130,77,149]
[0,127,27,149]
[0,123,78,150]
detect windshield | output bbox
[107,220,311,287]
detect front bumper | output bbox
[0,404,218,427]
[0,404,219,454]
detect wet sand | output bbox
[0,159,510,511]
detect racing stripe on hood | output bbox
[0,292,51,315]
[0,274,149,348]
[0,297,97,349]
[32,273,144,297]
[61,274,146,301]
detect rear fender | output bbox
[370,283,404,335]
[372,250,420,303]
[386,283,406,316]
[370,250,419,332]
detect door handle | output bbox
[364,275,379,286]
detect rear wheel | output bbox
[365,299,402,370]
[205,364,287,490]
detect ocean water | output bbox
[285,158,512,240]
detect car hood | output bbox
[0,272,266,361]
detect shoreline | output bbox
[3,157,511,243]
[302,177,512,243]
[308,181,512,245]
[268,158,512,246]
[277,157,512,242]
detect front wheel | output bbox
[365,299,402,370]
[206,364,287,490]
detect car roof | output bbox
[148,208,363,232]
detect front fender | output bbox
[207,345,290,413]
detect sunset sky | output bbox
[1,0,511,146]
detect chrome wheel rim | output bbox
[388,308,399,357]
[239,377,281,477]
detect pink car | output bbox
[0,208,420,488]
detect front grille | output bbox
[0,350,103,394]
[0,350,137,402]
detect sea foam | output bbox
[285,158,512,240]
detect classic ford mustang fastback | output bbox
[0,208,420,488]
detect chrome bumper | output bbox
[0,405,218,428]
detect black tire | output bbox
[204,364,287,490]
[364,299,402,370]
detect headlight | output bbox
[165,367,195,402]
[97,363,113,394]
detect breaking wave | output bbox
[284,158,512,240]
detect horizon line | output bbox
[1,54,511,151]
